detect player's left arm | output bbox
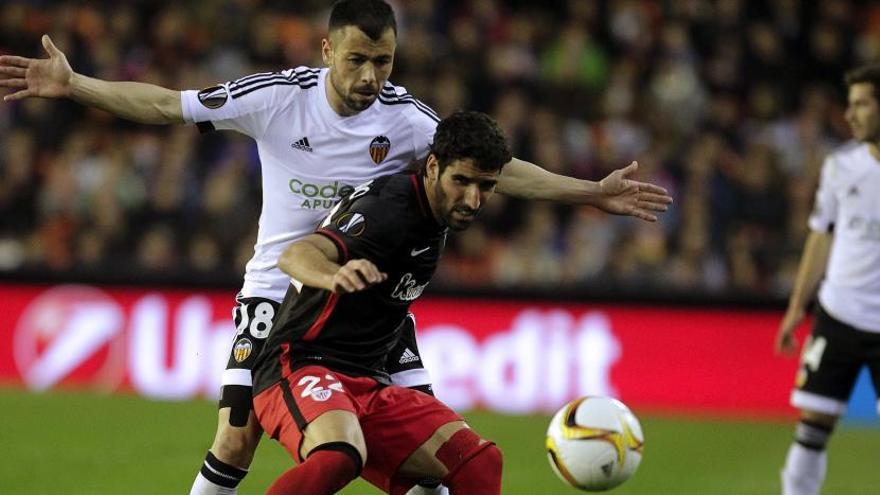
[406,100,670,221]
[496,158,673,222]
[278,234,386,294]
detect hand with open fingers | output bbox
[596,161,673,222]
[775,307,805,356]
[331,259,387,294]
[0,35,73,102]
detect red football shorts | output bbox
[253,364,463,491]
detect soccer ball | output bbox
[546,396,644,491]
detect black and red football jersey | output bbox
[253,173,447,393]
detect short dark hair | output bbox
[431,111,512,174]
[845,64,880,99]
[329,0,397,40]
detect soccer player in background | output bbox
[253,110,509,495]
[775,64,880,495]
[0,1,671,494]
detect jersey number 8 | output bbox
[234,301,276,339]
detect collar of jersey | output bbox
[410,172,443,230]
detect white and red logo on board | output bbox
[8,285,236,400]
[13,285,127,392]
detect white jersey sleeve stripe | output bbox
[231,74,318,99]
[293,67,321,75]
[230,73,288,91]
[396,95,440,120]
[412,99,440,120]
[380,86,439,111]
[230,71,277,87]
[232,78,318,100]
[230,69,319,92]
[378,97,440,123]
[378,87,441,121]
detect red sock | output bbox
[443,443,503,495]
[266,449,359,495]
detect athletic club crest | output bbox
[369,136,391,164]
[311,389,333,401]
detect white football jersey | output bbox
[181,67,439,301]
[809,142,880,332]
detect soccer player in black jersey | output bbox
[251,111,510,494]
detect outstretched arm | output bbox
[278,234,387,294]
[775,230,833,355]
[495,158,672,222]
[0,35,183,124]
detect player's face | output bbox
[426,156,500,231]
[323,26,395,115]
[845,83,880,142]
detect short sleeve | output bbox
[315,183,407,265]
[410,105,438,162]
[380,83,439,162]
[180,68,317,138]
[808,156,839,233]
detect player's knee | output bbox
[472,443,502,475]
[442,442,502,490]
[436,428,501,481]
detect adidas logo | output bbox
[291,137,313,152]
[398,348,420,364]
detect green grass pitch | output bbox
[1,388,877,494]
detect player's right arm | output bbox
[0,35,183,124]
[776,155,838,355]
[278,234,387,294]
[776,230,833,354]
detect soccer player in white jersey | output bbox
[775,63,880,495]
[0,1,671,494]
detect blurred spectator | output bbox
[135,223,178,272]
[492,204,563,287]
[187,230,224,274]
[560,209,617,284]
[0,130,38,237]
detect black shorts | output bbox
[791,305,880,415]
[224,295,280,372]
[218,295,280,419]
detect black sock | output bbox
[200,451,248,489]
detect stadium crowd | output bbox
[1,0,877,297]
